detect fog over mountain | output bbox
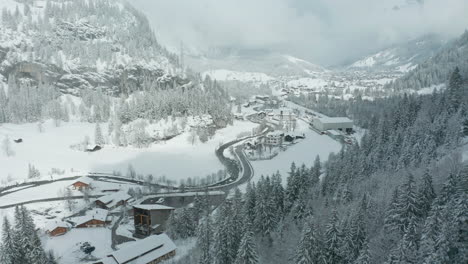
[132,0,468,66]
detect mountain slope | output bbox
[384,30,468,91]
[0,0,183,95]
[348,34,446,73]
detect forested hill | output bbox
[0,0,183,95]
[0,0,233,131]
[384,30,468,92]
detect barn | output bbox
[45,221,70,236]
[73,208,111,228]
[311,117,353,133]
[133,204,175,237]
[93,233,176,264]
[95,192,132,210]
[71,176,93,190]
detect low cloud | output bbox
[130,0,468,65]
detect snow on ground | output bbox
[249,119,341,183]
[203,69,274,83]
[43,228,113,263]
[0,180,80,207]
[0,119,258,184]
[287,77,328,89]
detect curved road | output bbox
[0,116,275,208]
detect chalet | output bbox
[73,208,111,228]
[71,176,93,190]
[45,220,70,236]
[95,192,132,210]
[133,204,175,237]
[264,131,284,146]
[93,234,176,264]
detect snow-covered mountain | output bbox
[385,30,468,92]
[187,48,326,81]
[0,0,184,96]
[347,34,446,73]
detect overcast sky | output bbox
[131,0,468,66]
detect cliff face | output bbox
[0,0,188,95]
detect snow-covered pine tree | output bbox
[324,210,343,264]
[417,170,436,218]
[234,224,259,264]
[0,217,15,264]
[94,122,104,145]
[197,215,213,264]
[295,217,324,264]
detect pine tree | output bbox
[354,238,371,264]
[448,67,463,110]
[94,122,104,145]
[311,155,321,186]
[417,170,436,218]
[1,217,14,264]
[234,225,259,264]
[325,210,343,264]
[295,217,324,264]
[197,215,213,264]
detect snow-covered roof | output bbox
[317,117,353,124]
[101,234,176,264]
[133,204,175,211]
[74,176,93,185]
[96,192,131,207]
[72,208,109,225]
[45,220,69,232]
[267,130,285,137]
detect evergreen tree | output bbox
[325,210,343,264]
[417,170,436,218]
[234,225,259,264]
[197,215,213,264]
[354,238,371,264]
[295,217,324,264]
[1,217,14,264]
[448,67,463,110]
[94,122,104,145]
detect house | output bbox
[93,234,176,264]
[45,220,70,236]
[311,117,353,133]
[13,138,23,143]
[328,130,344,141]
[73,208,111,228]
[264,131,284,145]
[95,192,132,210]
[133,204,175,237]
[71,176,93,190]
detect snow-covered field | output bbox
[0,119,258,185]
[203,69,274,83]
[250,119,341,182]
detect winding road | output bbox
[0,115,275,208]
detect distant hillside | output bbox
[348,34,446,73]
[384,30,468,91]
[187,48,326,78]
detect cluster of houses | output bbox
[44,176,178,264]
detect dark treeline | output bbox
[168,68,468,264]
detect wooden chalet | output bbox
[133,204,175,237]
[73,208,111,228]
[95,192,132,210]
[71,176,93,190]
[93,234,176,264]
[45,220,70,236]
